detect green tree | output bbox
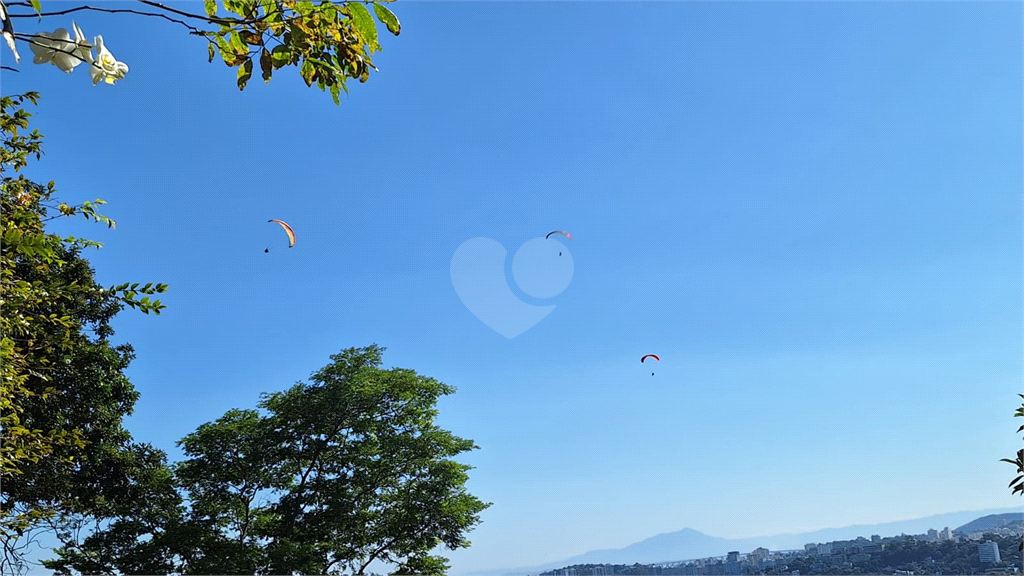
[43,345,491,575]
[1000,393,1024,551]
[1,0,401,105]
[0,92,169,574]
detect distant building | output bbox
[860,544,881,554]
[816,543,832,555]
[750,547,770,560]
[727,551,740,563]
[804,543,817,554]
[871,535,881,542]
[978,540,1001,564]
[927,529,938,541]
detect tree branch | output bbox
[7,4,203,34]
[135,0,238,27]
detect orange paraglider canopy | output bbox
[268,219,296,247]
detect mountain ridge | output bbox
[458,506,1022,576]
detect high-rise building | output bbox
[816,543,832,555]
[941,527,953,541]
[727,551,740,563]
[871,535,881,542]
[978,541,1001,564]
[927,529,938,541]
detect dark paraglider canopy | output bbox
[641,354,660,376]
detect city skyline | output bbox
[543,516,1022,576]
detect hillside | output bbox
[953,512,1023,536]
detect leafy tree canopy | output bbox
[1,0,401,104]
[43,345,491,575]
[0,92,169,574]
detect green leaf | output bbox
[266,6,285,35]
[373,3,401,36]
[270,45,291,69]
[217,36,238,66]
[30,0,43,14]
[237,58,253,90]
[260,48,273,83]
[207,42,216,63]
[347,2,380,52]
[228,31,248,55]
[330,82,341,105]
[204,0,217,17]
[300,59,315,87]
[223,0,249,17]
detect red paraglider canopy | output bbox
[640,354,660,363]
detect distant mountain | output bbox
[543,528,733,568]
[953,512,1023,536]
[461,507,1021,576]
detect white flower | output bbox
[1,1,20,64]
[29,21,92,73]
[89,35,128,85]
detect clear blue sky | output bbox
[5,1,1022,574]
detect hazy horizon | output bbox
[459,506,1023,576]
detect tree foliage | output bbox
[0,92,169,574]
[1000,393,1024,551]
[43,345,491,575]
[2,0,402,105]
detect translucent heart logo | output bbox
[450,237,574,338]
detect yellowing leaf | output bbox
[373,3,401,36]
[260,48,273,83]
[347,2,380,53]
[237,58,253,90]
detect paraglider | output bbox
[641,354,660,376]
[545,230,572,240]
[546,230,571,256]
[266,219,295,252]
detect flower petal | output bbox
[2,31,18,63]
[72,21,86,43]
